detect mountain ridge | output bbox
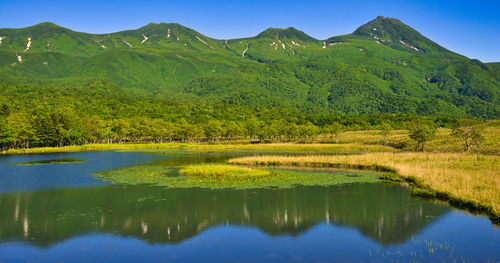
[0,17,498,118]
[0,17,467,57]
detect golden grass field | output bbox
[3,142,396,155]
[330,120,500,155]
[179,164,272,179]
[228,152,500,220]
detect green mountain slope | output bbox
[0,17,498,118]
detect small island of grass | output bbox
[179,164,272,179]
[12,158,85,166]
[94,163,380,189]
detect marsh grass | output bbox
[332,121,500,155]
[12,158,85,166]
[179,164,272,179]
[3,143,397,155]
[228,152,500,221]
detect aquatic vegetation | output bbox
[94,164,380,189]
[12,158,85,165]
[228,152,500,221]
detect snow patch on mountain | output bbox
[196,36,215,49]
[291,40,301,47]
[328,41,348,46]
[122,39,133,47]
[271,41,278,50]
[399,40,420,51]
[0,36,6,46]
[24,37,31,52]
[167,29,171,38]
[242,44,248,57]
[94,40,106,49]
[16,54,22,63]
[322,42,326,49]
[141,34,149,44]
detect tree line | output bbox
[0,103,480,151]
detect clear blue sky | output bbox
[1,0,499,62]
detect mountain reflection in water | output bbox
[0,183,449,247]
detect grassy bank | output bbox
[2,142,397,155]
[2,143,180,155]
[228,152,500,222]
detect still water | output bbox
[0,151,498,262]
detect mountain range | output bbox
[0,16,499,118]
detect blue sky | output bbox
[1,0,499,62]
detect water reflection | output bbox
[0,183,449,247]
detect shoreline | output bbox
[1,142,398,155]
[228,153,500,224]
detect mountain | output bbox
[0,17,498,118]
[352,16,457,56]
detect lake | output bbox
[0,150,498,262]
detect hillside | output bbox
[0,16,498,118]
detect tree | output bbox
[82,116,107,143]
[0,117,15,150]
[204,120,225,142]
[7,113,37,148]
[33,107,85,147]
[325,122,344,143]
[451,120,483,152]
[223,121,243,141]
[244,118,261,139]
[378,122,393,146]
[109,119,130,143]
[471,129,484,159]
[298,122,320,143]
[0,104,10,117]
[408,121,437,152]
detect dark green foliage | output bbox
[0,17,498,150]
[1,17,498,118]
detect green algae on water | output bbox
[12,158,85,166]
[93,163,380,189]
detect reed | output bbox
[3,142,397,155]
[179,164,272,179]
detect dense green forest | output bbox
[0,79,465,149]
[0,16,499,148]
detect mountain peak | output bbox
[132,22,201,37]
[353,16,449,54]
[256,27,317,42]
[31,22,61,29]
[353,16,410,36]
